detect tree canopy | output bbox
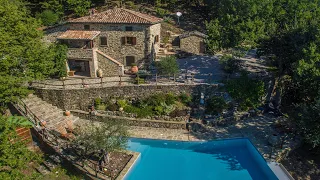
[155,56,179,75]
[0,0,57,105]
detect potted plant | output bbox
[97,69,103,78]
[65,110,71,116]
[131,63,138,74]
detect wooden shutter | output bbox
[121,37,126,45]
[132,37,137,45]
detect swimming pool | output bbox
[124,138,278,180]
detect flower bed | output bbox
[93,92,192,121]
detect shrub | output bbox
[94,98,102,106]
[155,56,179,75]
[137,106,154,118]
[107,104,119,111]
[154,106,164,115]
[169,109,187,118]
[219,55,242,74]
[37,10,59,26]
[165,93,177,105]
[226,74,265,110]
[179,93,192,105]
[163,16,174,24]
[96,104,107,111]
[117,100,128,108]
[205,96,228,115]
[145,93,167,106]
[155,7,169,17]
[135,77,145,84]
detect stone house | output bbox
[47,8,162,77]
[179,31,208,55]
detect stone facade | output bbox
[67,48,93,59]
[34,84,219,111]
[96,52,121,76]
[180,35,206,55]
[47,21,161,77]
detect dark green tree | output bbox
[0,0,56,105]
[67,0,92,17]
[37,10,60,26]
[52,44,68,78]
[155,56,179,75]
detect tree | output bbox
[52,44,68,78]
[0,116,41,179]
[67,0,91,17]
[40,0,65,17]
[0,0,56,105]
[155,56,179,75]
[226,74,265,110]
[72,120,128,167]
[37,10,60,26]
[294,97,320,148]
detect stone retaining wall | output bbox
[34,84,219,111]
[97,110,188,122]
[71,110,186,129]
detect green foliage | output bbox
[72,120,128,158]
[294,97,320,148]
[67,0,91,17]
[163,16,174,24]
[7,116,33,127]
[0,0,56,104]
[205,96,227,115]
[94,98,102,106]
[155,7,169,17]
[219,55,242,74]
[117,99,128,108]
[40,0,64,17]
[37,10,59,26]
[155,56,179,75]
[0,116,42,179]
[123,105,153,118]
[154,106,164,115]
[226,74,265,110]
[135,77,145,84]
[53,44,68,78]
[107,103,118,111]
[178,93,192,105]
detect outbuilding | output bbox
[179,31,208,55]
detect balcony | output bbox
[67,48,93,59]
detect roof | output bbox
[68,8,162,24]
[57,30,100,40]
[179,31,208,39]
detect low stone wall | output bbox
[97,110,188,122]
[71,110,186,129]
[34,84,219,111]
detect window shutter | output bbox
[121,37,125,45]
[133,37,137,45]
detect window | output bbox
[121,37,136,45]
[125,56,135,66]
[155,35,159,43]
[84,25,90,30]
[125,26,133,31]
[100,37,107,46]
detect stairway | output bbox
[21,94,79,132]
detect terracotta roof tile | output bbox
[69,8,162,24]
[57,30,100,40]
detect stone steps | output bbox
[21,94,80,133]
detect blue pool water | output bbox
[125,138,278,180]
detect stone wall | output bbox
[34,84,219,111]
[67,49,93,59]
[148,23,161,59]
[180,35,205,55]
[71,110,186,129]
[96,52,121,76]
[69,23,151,66]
